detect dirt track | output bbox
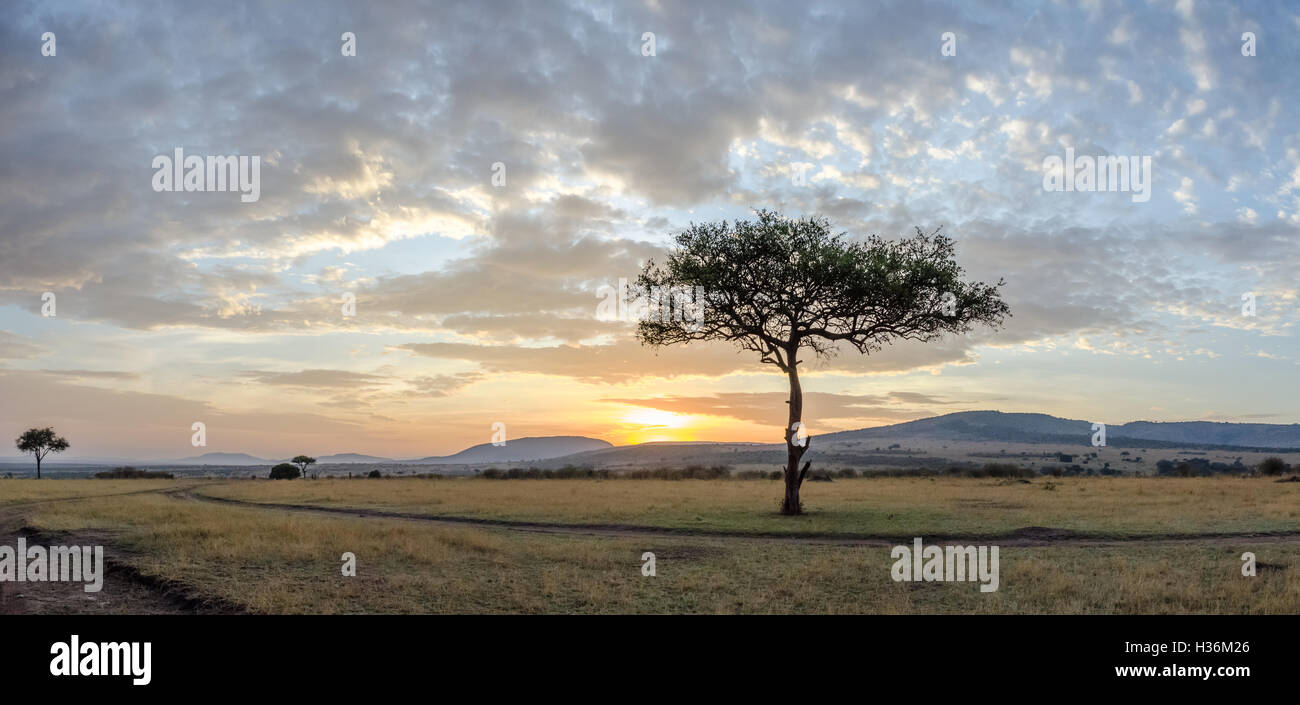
[5,482,1296,613]
[0,485,238,614]
[173,486,1300,548]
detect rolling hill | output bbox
[406,436,613,464]
[818,411,1300,448]
[27,414,1296,475]
[519,411,1300,471]
[314,453,395,464]
[173,452,270,465]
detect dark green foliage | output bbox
[476,465,732,480]
[1155,458,1251,477]
[292,455,317,478]
[15,427,70,479]
[93,466,174,479]
[270,463,300,479]
[635,210,1009,514]
[1258,457,1289,476]
[635,211,1010,361]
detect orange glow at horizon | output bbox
[614,406,718,445]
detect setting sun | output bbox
[616,406,705,444]
[621,408,686,429]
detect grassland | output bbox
[0,479,179,505]
[199,475,1300,538]
[3,476,1298,614]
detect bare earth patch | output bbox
[0,521,239,615]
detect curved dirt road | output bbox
[174,486,1300,548]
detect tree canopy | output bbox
[15,427,70,480]
[636,210,1010,514]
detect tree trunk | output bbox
[781,359,809,515]
[35,454,41,480]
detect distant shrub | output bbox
[1155,457,1250,477]
[624,465,729,480]
[477,466,607,480]
[547,466,613,479]
[473,465,733,480]
[1258,457,1289,476]
[976,463,1035,478]
[367,469,382,478]
[854,467,947,478]
[836,468,859,479]
[946,463,1037,478]
[269,463,300,480]
[93,466,174,479]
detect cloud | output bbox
[0,370,364,458]
[604,390,966,427]
[0,331,43,359]
[405,372,484,398]
[238,369,388,389]
[33,369,141,380]
[1,0,1298,456]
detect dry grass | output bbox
[200,475,1300,537]
[7,478,1299,613]
[0,479,184,505]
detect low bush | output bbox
[269,463,300,480]
[93,466,174,479]
[1258,457,1289,476]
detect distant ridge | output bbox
[315,453,394,464]
[516,411,1300,471]
[75,438,614,467]
[9,416,1296,469]
[173,452,269,465]
[817,411,1300,449]
[407,436,613,464]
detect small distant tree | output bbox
[15,427,70,479]
[292,455,317,478]
[637,211,1009,514]
[367,469,381,478]
[1258,457,1288,476]
[269,463,300,480]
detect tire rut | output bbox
[174,488,1300,548]
[0,483,242,614]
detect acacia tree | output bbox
[15,427,70,479]
[292,455,317,478]
[636,211,1010,515]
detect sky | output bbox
[1,0,1298,461]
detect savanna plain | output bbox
[2,475,1296,614]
